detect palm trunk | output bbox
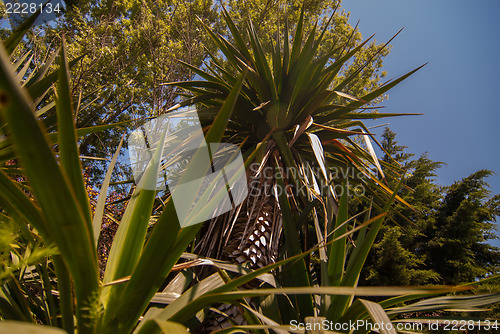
[195,150,283,331]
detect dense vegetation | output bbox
[362,128,500,286]
[0,1,499,333]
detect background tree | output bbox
[423,170,500,284]
[58,0,219,180]
[361,128,442,285]
[361,128,500,286]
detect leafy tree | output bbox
[380,125,413,164]
[61,0,220,180]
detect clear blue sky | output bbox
[341,0,500,199]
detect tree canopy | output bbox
[3,0,390,177]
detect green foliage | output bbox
[0,219,55,285]
[424,170,500,284]
[1,4,500,334]
[0,13,269,333]
[362,128,500,287]
[360,128,444,286]
[364,226,440,285]
[21,0,219,182]
[168,7,500,332]
[15,0,392,184]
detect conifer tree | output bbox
[424,170,500,284]
[361,128,442,285]
[362,128,500,285]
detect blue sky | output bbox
[341,0,500,199]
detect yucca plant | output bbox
[164,7,500,331]
[166,4,415,318]
[170,5,420,269]
[0,10,360,334]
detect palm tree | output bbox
[166,7,422,329]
